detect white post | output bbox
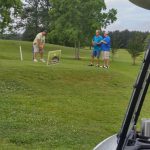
[20,46,23,61]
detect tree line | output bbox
[109,30,149,64]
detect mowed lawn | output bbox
[0,40,150,150]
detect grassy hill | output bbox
[0,40,150,150]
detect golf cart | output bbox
[94,0,150,149]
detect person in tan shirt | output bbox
[33,31,47,62]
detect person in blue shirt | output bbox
[101,31,111,68]
[88,30,103,67]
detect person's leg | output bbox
[105,51,110,67]
[91,56,94,64]
[104,59,107,67]
[96,58,99,66]
[40,51,43,59]
[96,51,100,67]
[34,52,37,59]
[33,45,39,62]
[89,51,95,66]
[103,51,110,68]
[105,59,109,66]
[39,49,46,62]
[100,51,105,67]
[89,56,94,66]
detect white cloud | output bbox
[104,0,150,31]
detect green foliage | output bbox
[127,32,145,65]
[0,0,22,35]
[144,33,150,50]
[108,30,149,61]
[109,31,122,61]
[48,0,117,47]
[21,0,51,41]
[48,0,117,59]
[110,30,148,49]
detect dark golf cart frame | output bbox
[116,43,150,150]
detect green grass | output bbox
[0,40,150,150]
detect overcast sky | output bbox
[104,0,150,32]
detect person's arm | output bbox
[92,36,98,46]
[96,37,103,45]
[37,40,44,51]
[92,40,95,46]
[40,36,45,49]
[101,40,107,44]
[37,39,41,48]
[36,34,43,50]
[97,39,102,45]
[41,43,45,50]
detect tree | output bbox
[21,0,51,41]
[109,31,122,61]
[0,0,22,36]
[48,0,117,59]
[108,30,148,62]
[127,32,145,65]
[144,33,150,50]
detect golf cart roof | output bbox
[129,0,150,10]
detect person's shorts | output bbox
[102,51,110,59]
[33,44,44,53]
[92,50,101,58]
